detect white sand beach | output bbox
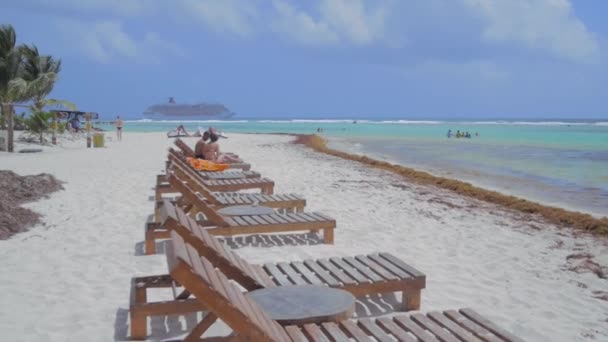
[1,132,607,341]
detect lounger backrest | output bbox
[166,173,229,227]
[160,200,267,290]
[167,231,290,341]
[167,159,216,202]
[174,138,194,157]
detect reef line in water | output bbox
[293,134,608,236]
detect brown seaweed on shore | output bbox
[294,134,608,236]
[0,170,64,239]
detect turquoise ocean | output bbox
[101,119,608,216]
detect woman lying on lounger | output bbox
[202,133,242,163]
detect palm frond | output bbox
[44,98,77,110]
[6,78,28,102]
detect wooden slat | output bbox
[411,313,461,342]
[340,320,374,342]
[317,259,357,286]
[427,311,482,342]
[249,215,271,225]
[260,214,281,224]
[276,262,308,285]
[321,322,350,340]
[379,253,425,278]
[223,216,238,226]
[355,255,398,280]
[368,254,411,279]
[306,212,330,222]
[376,317,416,342]
[231,216,250,226]
[186,245,226,297]
[303,260,340,286]
[222,272,272,337]
[311,212,334,221]
[285,325,309,341]
[302,324,331,342]
[240,216,260,226]
[290,261,324,285]
[252,264,277,288]
[444,310,503,342]
[459,308,525,342]
[287,213,309,223]
[342,256,384,282]
[358,318,394,342]
[393,315,438,342]
[264,263,294,286]
[297,213,317,222]
[329,257,370,284]
[269,214,290,224]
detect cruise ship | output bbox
[142,97,235,119]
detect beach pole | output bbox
[85,113,91,148]
[51,112,57,145]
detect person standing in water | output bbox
[115,116,123,141]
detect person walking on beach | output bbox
[115,116,123,141]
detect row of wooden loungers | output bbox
[131,140,523,341]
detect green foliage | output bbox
[25,111,52,143]
[14,112,26,130]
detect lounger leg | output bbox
[145,229,156,255]
[130,280,148,340]
[323,228,334,244]
[403,289,421,311]
[184,313,218,342]
[296,206,304,213]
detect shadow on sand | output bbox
[113,292,402,340]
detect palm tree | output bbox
[0,25,63,151]
[0,24,29,152]
[21,44,74,144]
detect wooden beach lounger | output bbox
[147,178,333,252]
[148,170,306,254]
[155,149,273,200]
[156,150,261,190]
[161,201,424,304]
[155,165,274,202]
[174,138,251,170]
[129,232,522,341]
[154,158,305,217]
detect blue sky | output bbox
[1,0,607,119]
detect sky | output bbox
[1,0,607,120]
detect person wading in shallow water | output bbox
[115,116,123,141]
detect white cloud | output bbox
[5,0,149,16]
[464,0,601,63]
[393,59,510,83]
[271,1,339,45]
[319,0,387,45]
[178,0,258,37]
[271,0,388,46]
[53,19,187,64]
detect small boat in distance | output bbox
[142,97,235,119]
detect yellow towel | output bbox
[186,157,230,172]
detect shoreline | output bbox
[292,134,608,236]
